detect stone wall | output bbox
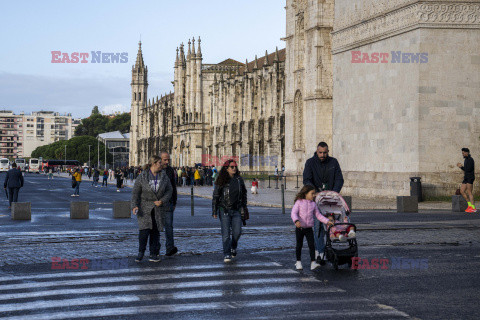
[332,0,480,197]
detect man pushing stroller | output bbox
[303,141,344,261]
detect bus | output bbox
[29,158,40,173]
[0,158,9,172]
[43,159,80,172]
[15,158,26,171]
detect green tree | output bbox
[31,136,112,166]
[74,107,130,137]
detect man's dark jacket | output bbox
[4,168,24,189]
[303,152,344,193]
[165,166,177,206]
[461,155,475,179]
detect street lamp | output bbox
[97,139,100,169]
[88,145,92,168]
[111,146,123,171]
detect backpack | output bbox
[72,175,77,188]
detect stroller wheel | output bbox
[333,256,339,270]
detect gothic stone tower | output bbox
[172,37,210,167]
[130,41,148,166]
[284,0,335,175]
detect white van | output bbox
[29,158,40,173]
[15,158,26,171]
[0,158,9,172]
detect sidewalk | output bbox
[50,172,451,210]
[177,186,452,211]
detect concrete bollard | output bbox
[70,201,89,219]
[397,196,418,213]
[452,195,468,212]
[343,196,352,211]
[11,202,31,220]
[113,201,131,218]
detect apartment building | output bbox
[0,111,23,159]
[0,110,81,158]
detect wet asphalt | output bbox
[0,173,479,319]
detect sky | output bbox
[0,0,286,119]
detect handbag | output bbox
[72,178,77,189]
[240,207,249,225]
[455,185,461,195]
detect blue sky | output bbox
[0,0,286,118]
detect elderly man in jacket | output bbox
[160,151,178,257]
[4,163,24,208]
[303,141,344,261]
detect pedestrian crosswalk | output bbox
[0,260,410,319]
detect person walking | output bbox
[4,163,24,208]
[92,168,100,187]
[303,141,344,262]
[291,185,333,270]
[131,155,173,262]
[160,151,178,257]
[194,167,201,186]
[72,167,82,197]
[102,170,108,187]
[181,168,187,187]
[457,147,476,212]
[212,166,218,185]
[212,159,248,262]
[177,167,183,186]
[115,169,124,192]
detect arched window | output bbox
[134,92,137,101]
[294,90,303,150]
[139,92,142,102]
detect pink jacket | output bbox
[291,199,330,228]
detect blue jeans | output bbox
[74,181,81,195]
[218,208,242,256]
[164,204,175,251]
[314,218,326,254]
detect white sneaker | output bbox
[71,194,75,197]
[338,235,346,242]
[348,230,356,238]
[117,190,120,192]
[315,250,320,259]
[311,261,320,270]
[295,261,303,270]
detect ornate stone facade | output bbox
[130,0,479,197]
[332,0,480,197]
[284,0,335,175]
[130,40,286,170]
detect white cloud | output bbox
[100,104,130,115]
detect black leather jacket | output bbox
[212,176,247,214]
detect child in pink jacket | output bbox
[291,185,333,270]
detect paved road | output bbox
[0,173,479,319]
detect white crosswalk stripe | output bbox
[0,261,410,319]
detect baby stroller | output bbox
[315,191,358,270]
